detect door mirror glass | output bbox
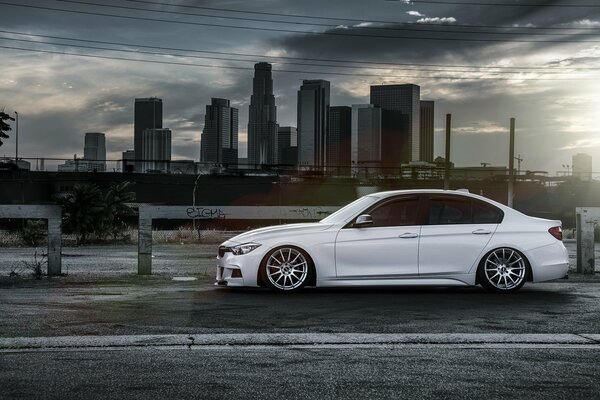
[354,214,373,227]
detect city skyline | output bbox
[1,0,599,173]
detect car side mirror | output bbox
[354,214,373,227]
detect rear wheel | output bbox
[262,246,312,292]
[478,248,527,293]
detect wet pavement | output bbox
[1,243,599,399]
[0,266,599,337]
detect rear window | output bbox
[472,200,503,224]
[428,197,472,225]
[427,196,503,225]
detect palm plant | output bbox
[59,183,105,244]
[102,182,136,240]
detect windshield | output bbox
[320,195,379,224]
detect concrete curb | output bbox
[0,333,598,350]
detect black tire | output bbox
[477,248,528,294]
[260,246,313,293]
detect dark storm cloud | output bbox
[1,0,599,171]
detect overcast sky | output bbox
[1,0,599,173]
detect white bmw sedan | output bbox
[215,189,569,293]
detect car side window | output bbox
[428,197,471,225]
[369,198,419,227]
[472,200,503,224]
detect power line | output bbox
[119,0,600,28]
[2,29,593,71]
[46,0,600,37]
[1,35,591,76]
[1,44,595,80]
[2,2,599,43]
[378,0,600,7]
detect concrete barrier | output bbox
[0,205,62,275]
[137,205,339,275]
[575,207,599,274]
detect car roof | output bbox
[368,189,512,212]
[370,189,470,198]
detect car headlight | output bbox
[230,242,261,255]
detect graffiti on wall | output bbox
[186,207,226,219]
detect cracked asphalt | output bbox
[1,243,599,399]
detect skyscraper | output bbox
[248,62,278,166]
[297,80,330,168]
[200,98,238,165]
[370,84,420,167]
[141,128,171,173]
[134,97,162,172]
[84,132,106,170]
[351,104,382,167]
[277,126,297,166]
[419,100,434,163]
[328,106,352,171]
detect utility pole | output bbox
[14,111,18,161]
[515,153,523,174]
[444,113,451,190]
[508,118,515,208]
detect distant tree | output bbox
[59,183,105,245]
[58,182,136,244]
[0,109,15,147]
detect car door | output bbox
[335,196,422,279]
[418,195,502,276]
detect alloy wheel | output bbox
[483,248,526,291]
[265,247,309,291]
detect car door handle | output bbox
[472,229,491,235]
[399,233,419,238]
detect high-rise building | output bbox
[573,153,592,181]
[370,84,420,167]
[58,132,107,172]
[297,80,330,168]
[277,126,297,166]
[141,128,171,173]
[200,98,238,166]
[122,150,135,173]
[134,97,162,172]
[328,106,352,172]
[419,100,434,163]
[351,104,382,167]
[84,132,106,163]
[248,62,278,166]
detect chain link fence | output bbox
[0,225,242,247]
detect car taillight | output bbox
[548,226,562,241]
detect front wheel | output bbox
[478,248,528,293]
[262,246,312,292]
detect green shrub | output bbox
[21,220,46,246]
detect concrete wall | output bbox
[0,205,62,275]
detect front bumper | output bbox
[214,250,262,287]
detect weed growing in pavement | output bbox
[21,251,47,279]
[8,263,27,278]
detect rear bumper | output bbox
[527,242,570,283]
